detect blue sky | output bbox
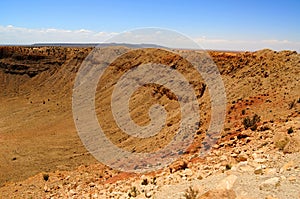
[1,0,300,51]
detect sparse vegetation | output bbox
[287,127,294,134]
[241,109,246,115]
[252,114,261,124]
[243,114,260,130]
[183,186,199,199]
[141,178,148,185]
[225,164,232,170]
[288,100,296,109]
[250,123,258,131]
[152,177,157,185]
[128,186,139,197]
[243,117,251,129]
[43,173,49,181]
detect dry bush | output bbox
[184,186,199,199]
[243,114,260,130]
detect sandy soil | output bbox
[0,46,299,198]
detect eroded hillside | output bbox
[0,46,299,198]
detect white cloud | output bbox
[194,37,300,52]
[0,25,299,52]
[0,25,115,44]
[261,39,290,44]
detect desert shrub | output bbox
[241,109,246,115]
[43,173,49,181]
[141,178,148,185]
[250,123,257,131]
[243,117,251,129]
[225,164,232,170]
[243,114,260,130]
[183,186,199,199]
[152,177,157,185]
[288,100,296,109]
[128,186,139,197]
[287,127,294,134]
[252,114,261,123]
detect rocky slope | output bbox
[0,46,299,198]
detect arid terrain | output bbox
[0,46,299,198]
